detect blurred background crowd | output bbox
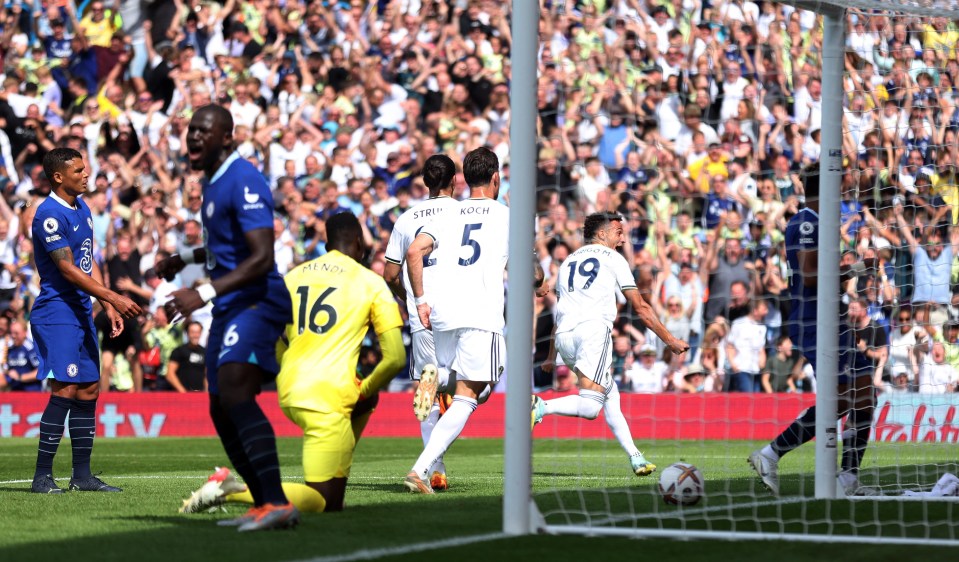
[0,0,957,395]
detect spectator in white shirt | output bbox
[920,341,958,394]
[726,298,769,392]
[624,345,669,393]
[887,307,925,390]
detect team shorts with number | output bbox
[409,329,437,381]
[555,323,613,392]
[206,304,288,395]
[434,328,504,383]
[283,407,355,482]
[32,319,100,384]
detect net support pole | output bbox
[503,0,537,535]
[815,7,844,500]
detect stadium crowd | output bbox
[0,0,958,395]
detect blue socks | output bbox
[69,399,97,479]
[229,400,286,505]
[841,406,874,474]
[35,395,72,478]
[210,400,263,505]
[772,407,817,457]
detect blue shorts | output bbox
[206,304,289,395]
[32,319,100,384]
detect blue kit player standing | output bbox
[748,165,876,497]
[30,148,141,494]
[156,105,299,531]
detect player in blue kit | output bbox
[30,147,141,494]
[156,105,298,532]
[749,165,876,497]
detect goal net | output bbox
[516,0,959,545]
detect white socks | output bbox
[412,396,477,478]
[760,444,778,461]
[603,383,641,457]
[544,389,605,420]
[420,402,444,474]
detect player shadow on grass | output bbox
[0,495,507,562]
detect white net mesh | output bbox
[527,0,959,544]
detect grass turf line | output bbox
[0,437,956,562]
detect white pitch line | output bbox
[0,473,657,486]
[288,532,508,562]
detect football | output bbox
[658,462,705,506]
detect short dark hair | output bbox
[42,147,83,181]
[583,212,623,241]
[462,147,498,188]
[325,211,363,250]
[800,162,819,201]
[422,154,456,194]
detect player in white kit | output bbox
[383,154,459,491]
[534,213,690,476]
[401,147,511,494]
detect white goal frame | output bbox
[502,0,957,544]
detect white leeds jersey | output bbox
[384,196,460,333]
[554,244,637,333]
[420,197,509,333]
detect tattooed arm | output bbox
[49,247,141,320]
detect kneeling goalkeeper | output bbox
[183,212,406,513]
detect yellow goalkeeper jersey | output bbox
[277,250,403,415]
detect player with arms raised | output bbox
[157,105,298,531]
[532,212,689,476]
[749,165,875,496]
[30,148,141,494]
[382,154,459,491]
[402,147,510,494]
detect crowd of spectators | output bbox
[0,0,958,395]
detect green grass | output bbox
[1,437,957,562]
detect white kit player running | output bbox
[533,213,690,476]
[402,147,510,494]
[383,154,460,492]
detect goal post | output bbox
[815,3,843,501]
[502,0,959,545]
[503,0,538,535]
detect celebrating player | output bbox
[533,213,689,476]
[158,105,298,531]
[402,147,510,494]
[181,212,406,513]
[382,154,459,491]
[748,165,876,497]
[30,148,141,494]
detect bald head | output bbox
[194,104,234,132]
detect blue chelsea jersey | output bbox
[32,193,95,325]
[785,207,819,327]
[202,152,290,314]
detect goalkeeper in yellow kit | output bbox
[181,212,406,514]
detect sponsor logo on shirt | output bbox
[242,187,265,210]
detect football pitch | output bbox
[1,437,957,562]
